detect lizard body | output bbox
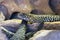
[18,13,60,23]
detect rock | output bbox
[0,0,3,2]
[29,0,54,15]
[29,30,60,40]
[27,22,60,33]
[0,28,8,40]
[26,23,40,32]
[31,9,45,15]
[0,19,22,38]
[0,19,22,33]
[27,22,60,30]
[42,21,60,30]
[0,26,14,38]
[0,11,5,21]
[50,0,60,15]
[0,0,33,18]
[0,4,9,19]
[14,0,33,13]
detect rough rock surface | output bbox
[0,28,8,40]
[0,11,5,21]
[43,22,60,30]
[0,19,22,33]
[29,30,60,40]
[0,0,33,19]
[29,0,54,15]
[50,0,60,15]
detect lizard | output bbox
[16,13,60,23]
[10,13,60,40]
[10,13,60,30]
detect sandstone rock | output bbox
[14,0,33,13]
[29,0,54,15]
[26,21,60,32]
[0,0,3,2]
[0,19,22,33]
[26,23,40,32]
[50,0,60,15]
[0,0,33,18]
[29,30,60,40]
[0,28,8,40]
[43,21,60,30]
[0,11,5,21]
[0,4,9,19]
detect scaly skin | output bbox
[18,13,60,23]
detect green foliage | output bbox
[10,25,26,40]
